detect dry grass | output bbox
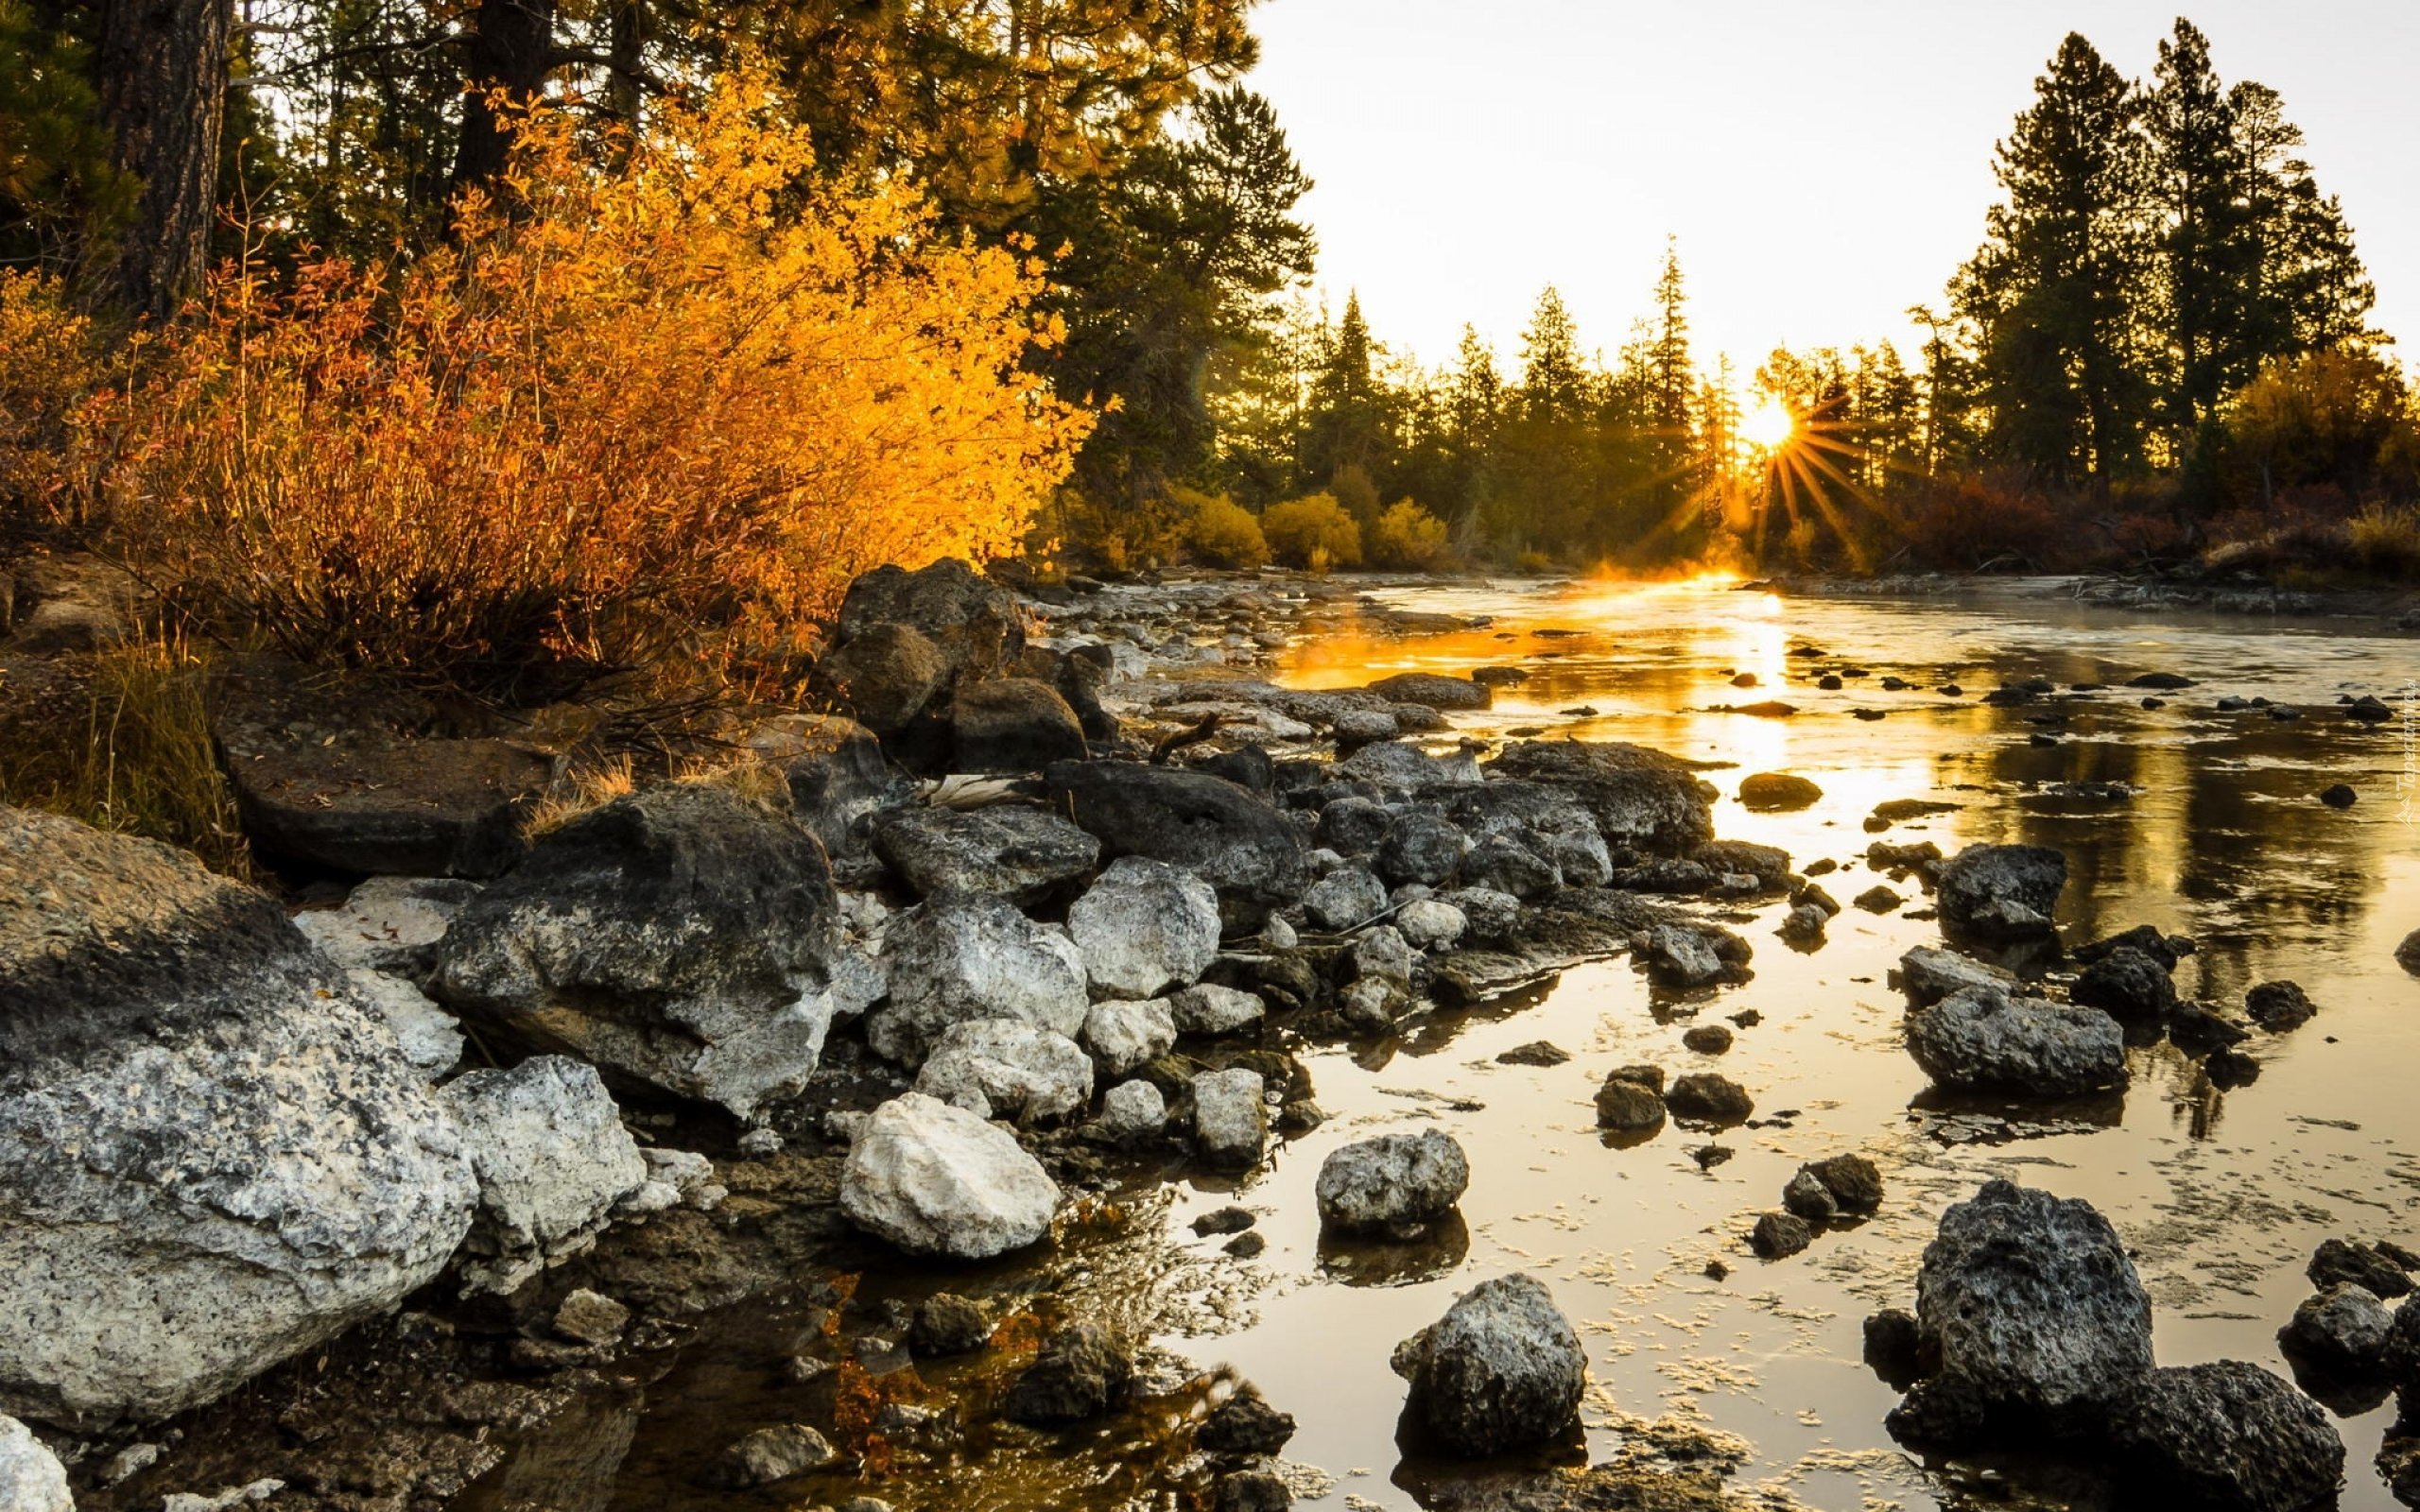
[521,747,792,839]
[2348,503,2420,577]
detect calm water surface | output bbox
[474,578,2420,1512]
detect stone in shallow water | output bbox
[838,1092,1060,1258]
[1905,985,2125,1096]
[1392,1272,1585,1456]
[2108,1361,2342,1512]
[1191,1069,1269,1171]
[1314,1129,1470,1235]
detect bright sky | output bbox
[1246,0,2419,383]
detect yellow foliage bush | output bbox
[0,272,96,524]
[1177,486,1268,569]
[1262,491,1362,571]
[1370,499,1451,570]
[2348,503,2420,577]
[93,73,1090,700]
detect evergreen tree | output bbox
[2228,80,2374,356]
[1518,284,1586,422]
[1299,289,1389,488]
[2144,18,2252,436]
[0,0,133,276]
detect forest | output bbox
[2,6,2416,706]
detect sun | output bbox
[1741,395,1797,450]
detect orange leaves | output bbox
[97,69,1090,699]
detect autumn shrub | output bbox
[0,271,97,530]
[1177,486,1268,569]
[2348,504,2420,578]
[1262,491,1361,571]
[91,73,1089,701]
[1889,472,2069,571]
[1368,499,1451,571]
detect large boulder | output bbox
[2107,1362,2342,1512]
[1485,742,1714,855]
[1045,761,1308,929]
[950,679,1089,773]
[442,1057,648,1296]
[838,1093,1060,1258]
[430,784,840,1119]
[1936,844,2067,939]
[835,558,1025,686]
[1903,1180,2153,1435]
[0,1416,68,1512]
[818,622,948,735]
[1315,1130,1470,1236]
[0,807,476,1425]
[1067,856,1221,998]
[865,894,1089,1067]
[780,716,907,870]
[1392,1273,1586,1456]
[872,804,1098,903]
[1906,985,2126,1095]
[912,1019,1095,1125]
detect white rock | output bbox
[1096,1080,1167,1143]
[868,896,1089,1067]
[839,1093,1061,1258]
[342,969,464,1077]
[1395,899,1467,952]
[1350,925,1415,984]
[289,876,475,971]
[0,1416,69,1512]
[161,1480,282,1512]
[1082,999,1178,1077]
[1191,1069,1268,1171]
[1169,983,1265,1037]
[1304,868,1388,931]
[1897,945,2020,1007]
[1315,1129,1470,1234]
[1261,916,1300,949]
[443,1057,648,1296]
[1066,857,1221,998]
[913,1020,1095,1125]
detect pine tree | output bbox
[1518,284,1586,423]
[2228,80,2375,357]
[2144,18,2253,435]
[1300,289,1389,488]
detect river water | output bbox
[466,576,2420,1512]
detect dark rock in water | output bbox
[1212,1469,1292,1512]
[1817,674,1844,691]
[1854,885,1902,914]
[820,621,948,735]
[1392,1273,1586,1456]
[1495,1040,1570,1067]
[908,1295,992,1357]
[1864,1309,1924,1387]
[1004,1321,1133,1425]
[2107,1361,2342,1512]
[2320,783,2358,808]
[1192,1206,1256,1236]
[1936,844,2067,939]
[872,804,1098,903]
[1782,1170,1838,1222]
[1751,1212,1812,1259]
[1727,699,1799,717]
[2071,946,2177,1020]
[1634,922,1749,988]
[1896,945,2019,1007]
[702,1424,837,1489]
[1905,986,2125,1095]
[1872,798,1960,823]
[1472,665,1528,688]
[951,679,1089,773]
[1364,672,1492,711]
[0,806,478,1425]
[837,558,1024,686]
[1198,1383,1296,1457]
[431,783,839,1118]
[1867,838,1943,872]
[2399,929,2420,977]
[2205,1047,2260,1087]
[1486,741,1715,856]
[1460,833,1559,899]
[2169,1003,2251,1054]
[1593,1072,1668,1132]
[1803,1154,1885,1214]
[2127,672,2194,690]
[1681,1023,1733,1055]
[2308,1238,2413,1299]
[2074,923,2186,970]
[1737,772,1823,812]
[2279,1284,2393,1375]
[1046,761,1308,929]
[1901,1179,2153,1436]
[1694,838,1791,888]
[1664,1074,1754,1127]
[2245,980,2318,1031]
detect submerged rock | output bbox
[908,1295,992,1357]
[1737,771,1823,811]
[1935,843,2067,939]
[1004,1321,1132,1425]
[2245,979,2318,1031]
[1067,856,1222,998]
[0,807,475,1425]
[1315,1130,1471,1236]
[1392,1273,1586,1456]
[2107,1361,2342,1512]
[1751,1211,1812,1259]
[1905,985,2125,1095]
[703,1424,837,1489]
[444,1057,648,1296]
[838,1093,1060,1258]
[913,1019,1095,1125]
[1664,1073,1754,1126]
[430,783,839,1118]
[866,894,1088,1067]
[1199,1383,1296,1457]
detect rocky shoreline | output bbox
[6,558,2420,1512]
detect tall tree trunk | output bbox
[95,0,232,319]
[449,0,557,203]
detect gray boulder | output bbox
[1392,1273,1586,1455]
[1459,833,1557,899]
[0,808,475,1426]
[1376,812,1467,887]
[1096,1079,1167,1143]
[1906,985,2126,1095]
[838,1092,1060,1258]
[1936,844,2067,939]
[865,894,1088,1067]
[913,1020,1094,1125]
[703,1424,836,1490]
[2108,1361,2342,1512]
[2280,1284,2393,1375]
[1170,983,1266,1037]
[1635,923,1740,988]
[871,805,1098,903]
[1045,762,1307,929]
[2071,946,2176,1020]
[1304,866,1390,931]
[1365,672,1492,711]
[776,715,904,869]
[443,1057,647,1296]
[1082,999,1177,1077]
[1192,1069,1269,1171]
[950,679,1089,773]
[1315,1130,1469,1235]
[1067,856,1221,998]
[1395,897,1467,951]
[1897,945,2019,1007]
[430,784,840,1119]
[1908,1180,2153,1431]
[1486,741,1714,855]
[0,1416,68,1512]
